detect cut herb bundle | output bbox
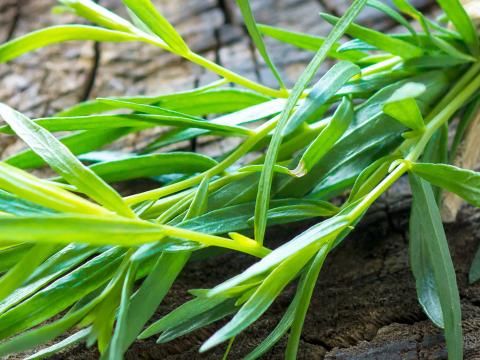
[0,0,479,359]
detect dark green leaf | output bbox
[255,0,368,243]
[293,96,354,176]
[284,61,359,135]
[409,174,462,359]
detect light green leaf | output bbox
[0,215,166,246]
[0,162,109,215]
[0,25,139,63]
[84,153,217,183]
[410,162,480,208]
[383,82,426,130]
[121,0,188,53]
[0,244,58,301]
[0,104,134,218]
[59,0,136,32]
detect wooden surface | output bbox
[2,0,480,359]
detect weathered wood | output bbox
[3,1,480,359]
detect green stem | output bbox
[185,52,288,98]
[346,64,480,222]
[160,225,271,258]
[139,33,287,98]
[125,117,279,205]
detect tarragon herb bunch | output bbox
[0,0,479,358]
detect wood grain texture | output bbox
[3,1,480,359]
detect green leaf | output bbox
[320,13,424,59]
[0,162,109,215]
[251,201,338,226]
[410,162,480,208]
[0,244,58,301]
[0,244,99,315]
[0,249,127,355]
[235,0,284,88]
[284,61,360,135]
[293,96,354,176]
[0,244,33,274]
[145,98,285,151]
[121,0,189,53]
[383,82,426,130]
[0,25,139,63]
[285,245,329,359]
[0,215,166,246]
[422,124,448,203]
[59,0,136,32]
[113,88,270,115]
[0,104,134,218]
[185,177,210,219]
[181,199,335,235]
[25,328,90,360]
[469,246,480,284]
[82,153,217,183]
[436,0,479,56]
[243,295,299,360]
[201,247,313,351]
[347,155,398,203]
[0,190,53,216]
[107,252,190,357]
[3,113,252,136]
[139,295,228,339]
[157,298,237,344]
[257,24,367,61]
[0,247,125,343]
[255,0,368,243]
[209,216,349,296]
[409,174,463,359]
[6,129,131,170]
[367,0,417,38]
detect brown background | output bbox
[1,0,480,359]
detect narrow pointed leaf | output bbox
[236,0,284,88]
[255,0,368,243]
[121,0,188,53]
[410,162,480,207]
[0,104,134,217]
[409,174,462,359]
[293,96,354,176]
[0,25,139,63]
[284,61,360,135]
[321,13,423,59]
